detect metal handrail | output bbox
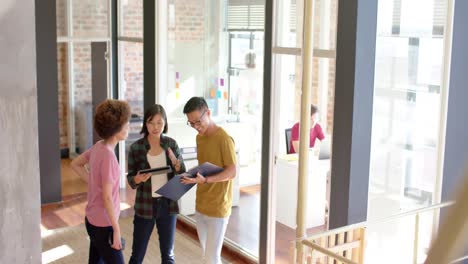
[302,240,359,264]
[298,200,456,264]
[301,200,455,242]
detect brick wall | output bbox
[120,42,144,118]
[56,0,67,37]
[173,0,205,42]
[121,0,143,38]
[56,0,207,150]
[57,0,336,149]
[56,0,108,149]
[72,0,108,38]
[73,43,92,104]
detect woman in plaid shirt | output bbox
[127,104,186,264]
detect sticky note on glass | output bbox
[223,91,228,99]
[217,90,222,98]
[175,90,180,99]
[176,72,180,79]
[210,89,216,98]
[220,78,224,86]
[176,82,179,89]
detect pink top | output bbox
[290,122,325,154]
[83,141,121,227]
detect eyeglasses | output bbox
[187,110,207,127]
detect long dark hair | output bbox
[140,104,168,137]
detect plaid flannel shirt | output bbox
[127,135,186,219]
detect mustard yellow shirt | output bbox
[195,127,236,218]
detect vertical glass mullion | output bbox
[432,0,453,241]
[67,0,76,156]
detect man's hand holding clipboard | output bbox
[180,172,207,185]
[155,162,223,201]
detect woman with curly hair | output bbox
[71,99,131,264]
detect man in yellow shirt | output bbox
[181,97,237,264]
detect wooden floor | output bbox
[225,184,326,264]
[43,160,247,263]
[42,159,326,263]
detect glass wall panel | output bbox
[369,0,447,219]
[367,0,448,262]
[162,0,229,120]
[274,0,338,50]
[72,43,93,154]
[228,31,264,129]
[117,41,144,165]
[56,0,112,157]
[365,210,434,263]
[273,54,298,264]
[274,0,303,48]
[118,0,143,38]
[313,0,338,50]
[160,0,264,259]
[273,55,335,263]
[119,42,144,118]
[270,0,339,260]
[56,0,68,37]
[72,0,109,38]
[57,43,69,151]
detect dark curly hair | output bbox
[140,104,168,137]
[93,99,131,139]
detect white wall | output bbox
[0,0,42,262]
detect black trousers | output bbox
[85,217,124,264]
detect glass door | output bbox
[270,0,338,262]
[116,0,144,181]
[156,0,265,260]
[56,0,111,159]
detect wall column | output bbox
[329,0,378,228]
[0,0,42,262]
[143,0,156,110]
[441,0,468,261]
[36,0,62,204]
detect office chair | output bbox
[285,128,292,154]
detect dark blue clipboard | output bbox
[155,162,223,201]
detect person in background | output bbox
[70,99,131,264]
[290,104,325,154]
[127,104,186,264]
[181,97,237,264]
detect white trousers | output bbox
[195,212,230,264]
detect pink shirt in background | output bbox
[83,141,121,227]
[290,122,325,154]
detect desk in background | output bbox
[276,154,329,229]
